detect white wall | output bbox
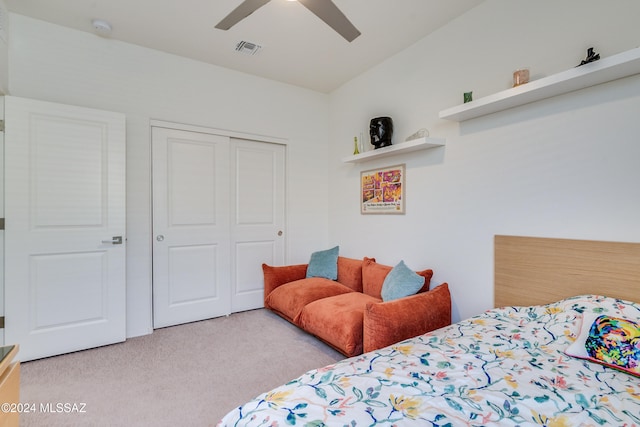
[7,2,640,337]
[8,14,331,337]
[328,0,640,322]
[0,0,7,94]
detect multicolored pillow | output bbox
[566,312,640,377]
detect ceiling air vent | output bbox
[235,40,262,56]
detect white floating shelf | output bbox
[439,47,640,122]
[342,136,445,163]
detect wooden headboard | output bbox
[495,235,640,307]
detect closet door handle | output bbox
[102,236,123,245]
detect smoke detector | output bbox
[235,40,262,56]
[91,19,112,37]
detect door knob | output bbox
[102,236,123,245]
[156,235,165,242]
[277,230,283,236]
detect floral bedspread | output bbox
[217,295,640,426]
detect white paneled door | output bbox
[152,127,285,328]
[4,96,126,361]
[231,139,285,312]
[152,127,231,328]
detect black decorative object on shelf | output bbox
[577,47,600,67]
[369,117,393,149]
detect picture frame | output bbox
[360,164,405,214]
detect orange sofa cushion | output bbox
[362,257,432,299]
[262,263,308,302]
[298,292,381,357]
[336,256,367,292]
[363,283,451,353]
[265,278,353,325]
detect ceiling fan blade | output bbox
[297,0,361,42]
[215,0,272,30]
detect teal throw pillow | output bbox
[381,260,425,302]
[306,246,339,280]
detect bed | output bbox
[217,236,640,426]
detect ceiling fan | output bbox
[215,0,361,42]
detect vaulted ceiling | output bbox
[5,0,483,93]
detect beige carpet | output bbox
[19,309,344,426]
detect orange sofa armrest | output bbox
[262,263,308,303]
[363,283,451,353]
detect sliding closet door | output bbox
[230,139,285,312]
[4,96,126,361]
[152,126,286,328]
[152,127,231,328]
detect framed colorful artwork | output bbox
[360,164,405,214]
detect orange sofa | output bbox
[263,256,451,357]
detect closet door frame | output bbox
[150,120,287,328]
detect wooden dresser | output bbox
[0,345,19,427]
